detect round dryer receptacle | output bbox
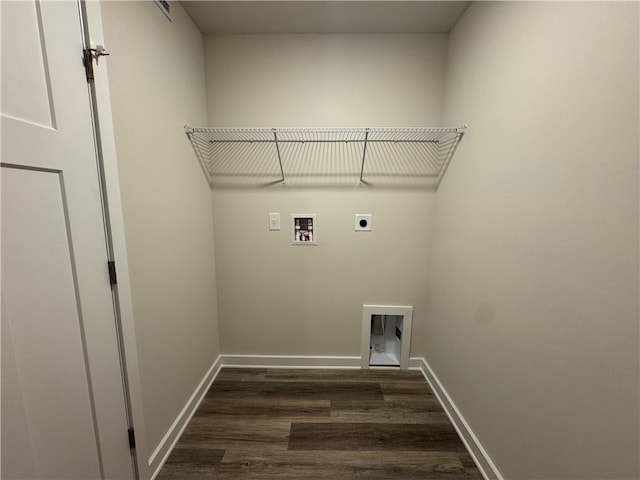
[355,214,372,231]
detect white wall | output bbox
[205,34,446,128]
[101,0,220,459]
[205,34,446,357]
[212,189,434,356]
[428,2,639,478]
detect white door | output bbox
[1,1,135,479]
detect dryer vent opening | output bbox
[361,305,413,370]
[369,315,403,367]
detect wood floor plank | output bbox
[190,413,331,426]
[333,398,445,412]
[288,422,466,452]
[380,381,434,395]
[197,397,331,417]
[163,446,226,464]
[215,368,269,382]
[458,452,486,479]
[156,465,219,480]
[263,368,425,383]
[155,447,225,480]
[157,368,483,479]
[179,419,291,449]
[207,380,384,401]
[384,393,443,403]
[215,449,471,480]
[330,399,450,423]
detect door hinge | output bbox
[108,260,117,286]
[82,48,94,82]
[82,46,109,83]
[128,428,136,449]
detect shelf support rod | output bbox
[184,126,214,186]
[435,130,465,188]
[359,128,370,186]
[273,129,286,185]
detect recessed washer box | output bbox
[291,214,317,245]
[355,214,372,231]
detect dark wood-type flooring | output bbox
[157,368,483,479]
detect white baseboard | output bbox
[220,354,362,369]
[221,354,431,370]
[148,355,223,480]
[415,358,503,480]
[408,356,425,369]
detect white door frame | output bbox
[80,3,149,479]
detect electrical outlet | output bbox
[355,214,372,231]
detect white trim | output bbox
[220,354,427,371]
[415,358,503,480]
[408,357,424,369]
[148,356,223,480]
[81,3,150,479]
[220,354,361,369]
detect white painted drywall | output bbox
[205,34,446,357]
[428,2,639,478]
[212,189,434,356]
[205,34,446,127]
[101,1,220,455]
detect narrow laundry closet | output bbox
[2,1,637,480]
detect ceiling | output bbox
[180,1,471,35]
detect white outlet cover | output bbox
[268,212,280,231]
[355,214,372,231]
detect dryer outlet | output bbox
[355,214,372,231]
